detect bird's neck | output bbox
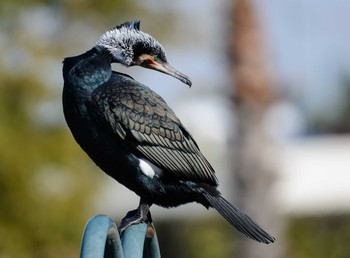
[64,47,112,95]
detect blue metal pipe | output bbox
[79,214,161,258]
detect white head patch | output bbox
[95,22,165,67]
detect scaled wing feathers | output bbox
[91,76,218,185]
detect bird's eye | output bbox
[153,55,161,62]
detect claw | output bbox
[118,202,152,233]
[146,223,155,238]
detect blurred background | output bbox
[1,0,350,257]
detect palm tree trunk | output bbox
[229,0,283,257]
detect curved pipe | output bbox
[79,214,161,258]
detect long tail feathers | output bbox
[203,192,275,244]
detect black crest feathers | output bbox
[115,20,140,30]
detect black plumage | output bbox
[62,20,275,244]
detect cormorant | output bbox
[62,20,275,244]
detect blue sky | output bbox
[257,0,350,122]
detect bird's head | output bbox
[96,20,192,86]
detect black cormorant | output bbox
[62,20,275,244]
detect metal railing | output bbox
[80,214,161,258]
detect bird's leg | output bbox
[119,200,152,233]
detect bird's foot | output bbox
[118,203,152,234]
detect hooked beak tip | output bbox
[183,77,192,87]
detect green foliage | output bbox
[156,218,233,258]
[287,215,350,258]
[0,73,99,257]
